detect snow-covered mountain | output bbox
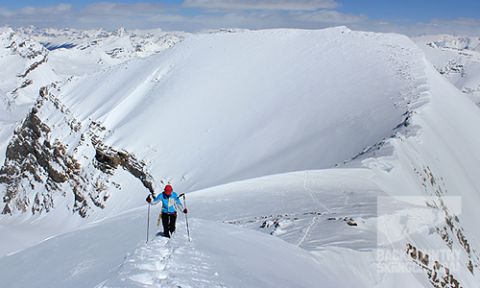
[415,34,480,105]
[17,26,187,76]
[1,26,480,287]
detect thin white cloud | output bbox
[0,2,184,30]
[183,0,337,11]
[295,10,366,24]
[419,18,480,35]
[353,18,480,36]
[430,18,480,28]
[86,2,162,13]
[0,7,13,17]
[19,4,72,15]
[82,2,166,17]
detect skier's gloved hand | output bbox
[146,195,152,203]
[183,208,188,214]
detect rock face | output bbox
[0,86,154,217]
[1,107,74,214]
[0,104,90,216]
[94,146,154,193]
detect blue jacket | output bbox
[151,192,183,214]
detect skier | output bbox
[146,184,187,238]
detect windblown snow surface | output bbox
[1,27,480,287]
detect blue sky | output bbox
[339,0,480,22]
[0,0,479,35]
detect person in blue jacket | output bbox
[146,184,187,238]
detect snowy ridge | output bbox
[101,218,340,288]
[1,27,480,287]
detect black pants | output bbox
[161,212,177,238]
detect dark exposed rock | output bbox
[0,107,81,215]
[39,86,82,132]
[105,47,125,58]
[415,165,480,278]
[407,243,462,288]
[17,55,48,78]
[94,145,154,193]
[12,79,33,94]
[344,217,357,226]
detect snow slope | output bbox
[1,27,480,287]
[59,27,419,191]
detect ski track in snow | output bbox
[295,171,329,247]
[101,229,225,288]
[303,170,333,214]
[296,213,318,247]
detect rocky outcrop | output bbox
[403,166,480,287]
[0,86,155,217]
[407,243,462,288]
[17,55,48,78]
[94,145,154,193]
[86,119,154,194]
[438,60,465,77]
[0,107,83,215]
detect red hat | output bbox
[164,184,173,195]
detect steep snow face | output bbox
[415,35,480,105]
[59,27,422,193]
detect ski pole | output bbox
[180,193,191,241]
[146,203,151,243]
